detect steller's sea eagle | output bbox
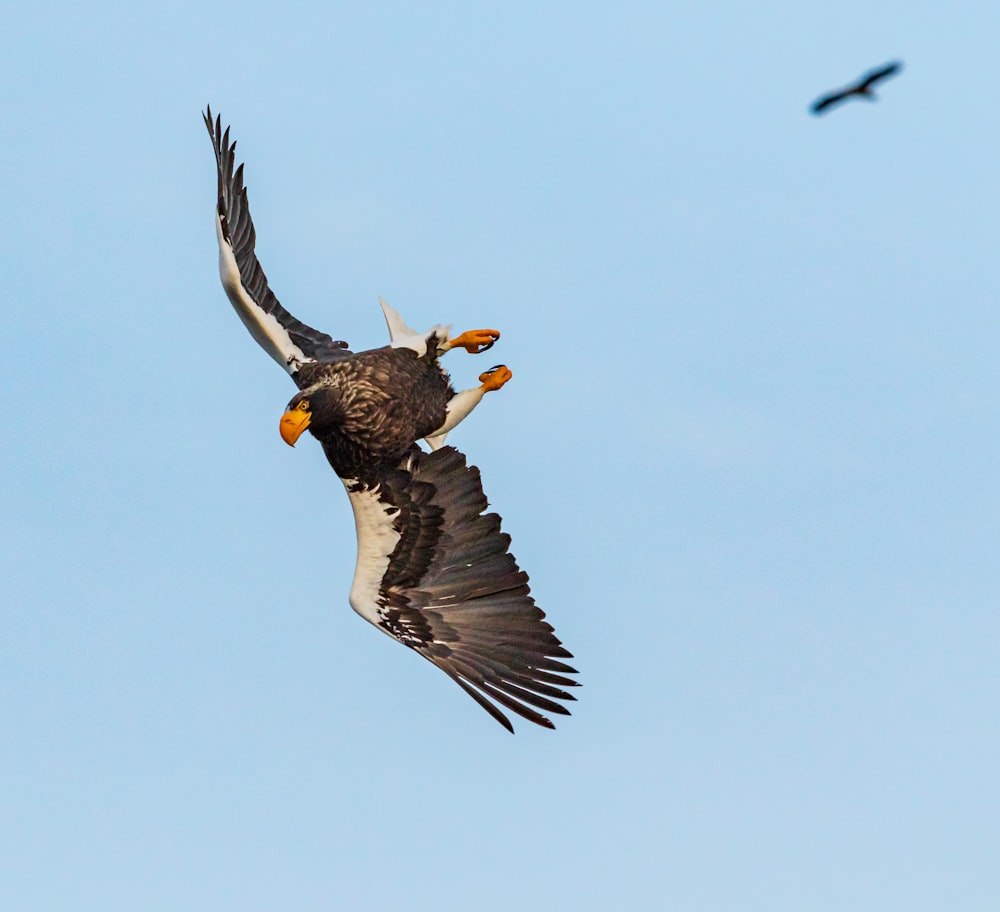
[810,61,904,116]
[203,108,578,731]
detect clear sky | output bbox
[3,2,999,910]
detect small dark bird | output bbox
[810,61,903,116]
[202,108,578,731]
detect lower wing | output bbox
[344,445,578,731]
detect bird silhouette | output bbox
[810,61,903,116]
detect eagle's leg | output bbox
[444,329,500,354]
[423,365,512,450]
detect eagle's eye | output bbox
[298,399,310,411]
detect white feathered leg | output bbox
[424,365,513,450]
[424,387,486,450]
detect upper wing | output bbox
[859,60,903,91]
[204,107,352,375]
[344,445,578,732]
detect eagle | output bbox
[810,61,904,116]
[202,109,577,731]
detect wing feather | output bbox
[859,60,903,90]
[344,445,578,731]
[203,107,351,374]
[810,91,850,115]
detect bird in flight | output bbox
[809,61,904,116]
[203,108,578,731]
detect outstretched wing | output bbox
[859,60,903,91]
[810,89,851,115]
[204,107,352,375]
[344,445,578,732]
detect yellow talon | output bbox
[479,364,512,392]
[448,329,500,353]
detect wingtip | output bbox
[203,105,222,139]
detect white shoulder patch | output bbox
[216,215,310,373]
[378,296,450,357]
[379,296,418,342]
[344,480,401,633]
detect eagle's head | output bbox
[279,386,343,446]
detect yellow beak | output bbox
[279,406,312,447]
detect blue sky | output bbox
[3,2,999,909]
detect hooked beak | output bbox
[279,406,312,447]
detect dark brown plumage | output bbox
[810,61,903,116]
[361,445,577,732]
[289,345,454,482]
[203,107,577,731]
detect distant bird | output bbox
[810,61,904,115]
[203,108,578,731]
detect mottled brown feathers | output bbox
[294,348,454,482]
